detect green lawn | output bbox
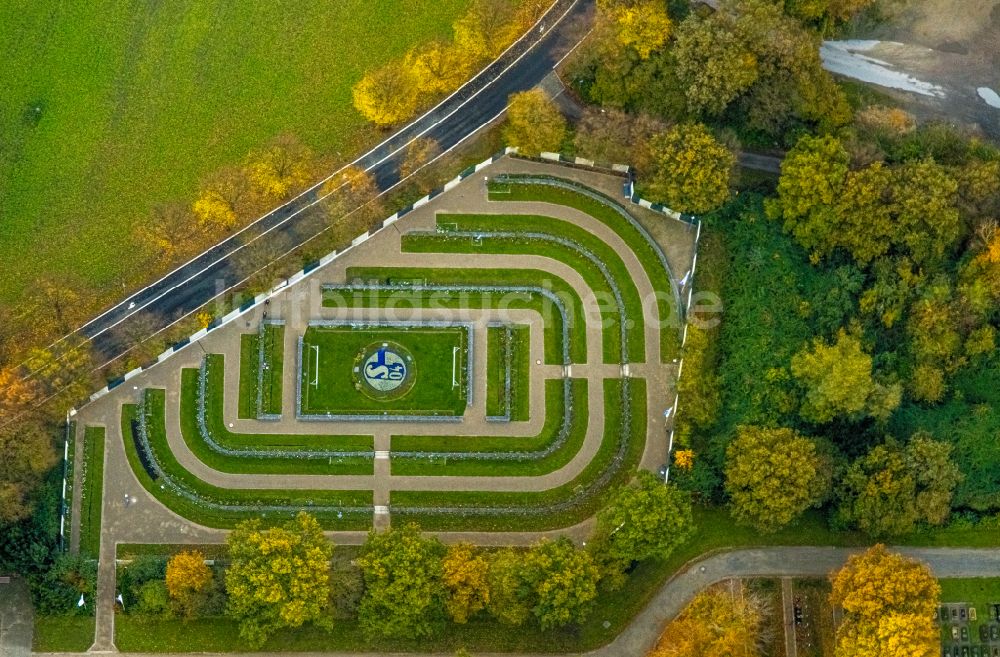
[300,325,468,417]
[488,177,682,360]
[78,426,105,558]
[485,323,530,420]
[33,615,95,652]
[121,393,373,530]
[391,379,587,476]
[236,325,285,418]
[0,0,470,305]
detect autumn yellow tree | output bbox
[320,166,382,227]
[0,366,41,419]
[453,0,523,61]
[650,584,769,657]
[225,513,333,646]
[192,165,253,232]
[829,545,940,657]
[441,543,490,624]
[245,134,317,202]
[405,41,467,96]
[645,123,734,214]
[399,138,442,181]
[134,203,207,270]
[352,63,421,127]
[504,89,566,157]
[605,0,672,60]
[165,550,213,618]
[0,419,59,522]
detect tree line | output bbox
[106,472,693,647]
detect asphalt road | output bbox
[76,0,593,363]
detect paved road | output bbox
[63,0,592,364]
[34,546,1000,657]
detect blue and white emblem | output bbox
[363,347,408,392]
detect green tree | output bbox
[225,513,333,647]
[725,426,832,532]
[503,89,566,156]
[790,329,900,424]
[645,124,734,213]
[672,10,758,116]
[889,158,961,266]
[356,523,446,639]
[521,538,601,630]
[592,472,694,573]
[765,134,850,259]
[486,548,532,626]
[837,437,961,536]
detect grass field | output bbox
[33,615,96,652]
[0,0,470,304]
[300,325,468,417]
[78,426,105,558]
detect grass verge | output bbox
[78,426,105,558]
[33,615,95,652]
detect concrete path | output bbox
[0,577,33,657]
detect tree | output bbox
[889,158,961,267]
[592,472,694,573]
[486,548,532,626]
[352,64,421,127]
[0,366,41,419]
[225,513,333,647]
[521,538,601,630]
[134,202,207,269]
[399,138,442,181]
[192,165,253,232]
[650,585,769,657]
[645,124,734,213]
[725,426,831,533]
[837,437,961,536]
[765,134,850,259]
[830,545,940,657]
[441,543,490,624]
[405,41,467,96]
[504,90,566,157]
[453,0,522,61]
[790,329,899,424]
[245,134,317,202]
[906,434,963,526]
[573,109,665,171]
[606,0,672,60]
[165,550,212,618]
[356,523,446,639]
[673,324,720,444]
[0,419,59,523]
[320,166,381,226]
[672,11,759,116]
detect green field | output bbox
[0,0,470,304]
[486,323,530,420]
[237,324,284,418]
[300,325,469,417]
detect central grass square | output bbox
[299,324,470,418]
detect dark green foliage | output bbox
[29,554,97,616]
[119,556,168,613]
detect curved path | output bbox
[61,0,594,362]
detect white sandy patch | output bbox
[977,87,1000,109]
[820,40,947,98]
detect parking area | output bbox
[939,601,1000,657]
